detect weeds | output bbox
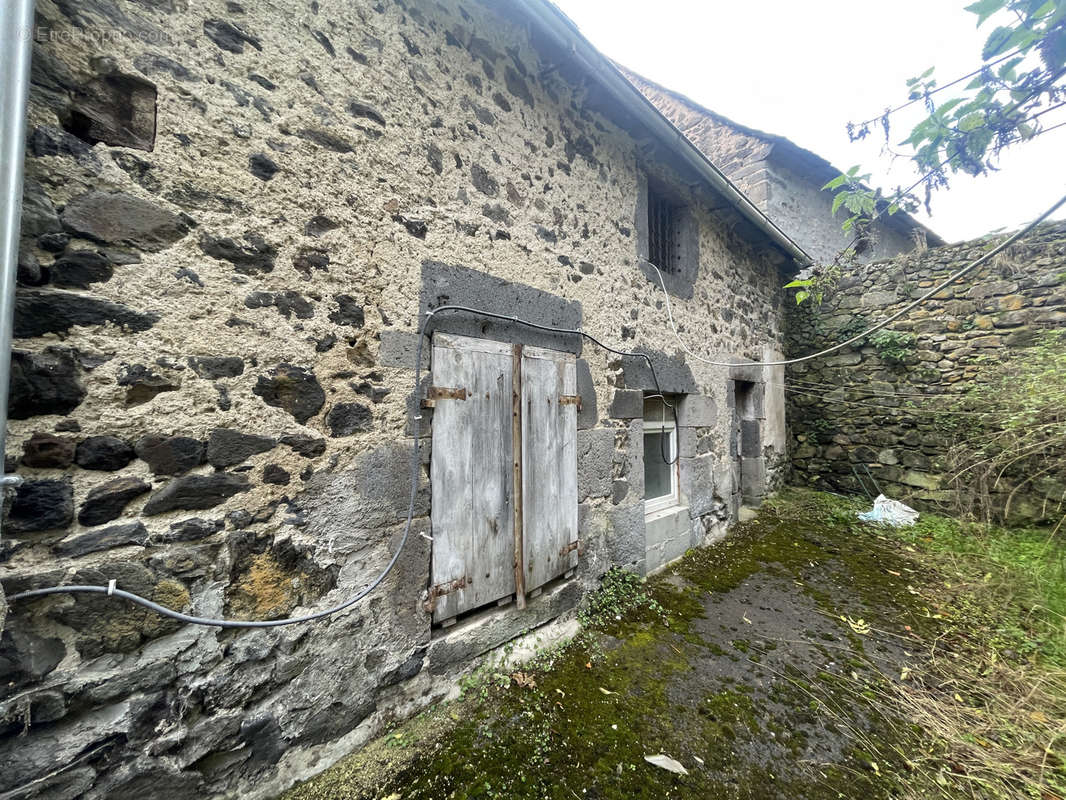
[577,566,665,630]
[946,328,1066,526]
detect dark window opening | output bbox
[647,186,679,273]
[734,380,756,421]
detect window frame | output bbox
[643,405,681,515]
[647,184,679,274]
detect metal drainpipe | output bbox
[0,0,37,537]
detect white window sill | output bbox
[644,503,689,523]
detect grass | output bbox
[898,511,1066,666]
[282,488,1066,800]
[790,490,1066,799]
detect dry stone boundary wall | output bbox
[786,222,1066,522]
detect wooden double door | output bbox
[427,333,579,623]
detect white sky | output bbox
[551,0,1066,243]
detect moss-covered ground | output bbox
[282,489,1066,800]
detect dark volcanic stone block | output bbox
[75,436,135,471]
[21,432,76,469]
[8,348,86,419]
[143,473,250,515]
[54,521,149,557]
[135,435,205,476]
[6,479,74,534]
[61,191,189,250]
[207,428,276,468]
[78,476,150,526]
[15,290,158,338]
[253,364,324,424]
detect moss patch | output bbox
[283,489,1066,800]
[227,552,301,619]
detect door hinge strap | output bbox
[559,540,582,557]
[422,385,467,408]
[559,395,582,410]
[423,576,469,612]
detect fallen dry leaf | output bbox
[644,754,688,775]
[511,672,536,689]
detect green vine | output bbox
[869,330,917,365]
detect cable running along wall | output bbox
[8,192,1065,626]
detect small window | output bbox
[647,185,679,273]
[644,394,679,514]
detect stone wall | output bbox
[0,1,791,798]
[763,161,917,265]
[786,222,1066,521]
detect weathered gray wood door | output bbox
[521,345,579,593]
[429,334,515,622]
[429,334,578,623]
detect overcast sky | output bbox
[551,0,1066,243]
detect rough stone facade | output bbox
[786,222,1066,522]
[0,2,792,798]
[623,70,939,264]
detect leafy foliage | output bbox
[578,567,665,630]
[850,0,1066,206]
[946,329,1066,524]
[868,329,918,365]
[789,0,1066,305]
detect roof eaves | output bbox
[518,0,813,267]
[620,68,946,247]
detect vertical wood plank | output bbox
[512,344,526,610]
[521,346,578,592]
[430,334,515,621]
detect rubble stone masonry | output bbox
[787,222,1066,522]
[0,1,791,798]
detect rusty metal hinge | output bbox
[559,395,582,411]
[422,385,467,408]
[559,540,582,557]
[423,576,469,612]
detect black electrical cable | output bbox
[19,188,1063,627]
[6,305,678,627]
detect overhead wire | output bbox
[649,191,1066,369]
[5,305,678,626]
[8,193,1064,627]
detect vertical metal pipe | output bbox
[0,1,37,520]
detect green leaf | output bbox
[822,174,848,191]
[1034,0,1057,18]
[936,98,965,118]
[998,56,1024,79]
[965,0,1006,25]
[982,25,1014,58]
[795,290,810,305]
[1004,26,1041,52]
[784,279,813,288]
[958,111,986,131]
[831,192,846,215]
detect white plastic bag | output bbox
[857,494,919,527]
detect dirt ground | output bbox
[283,491,1064,800]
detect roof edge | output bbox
[619,66,946,248]
[518,0,814,266]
